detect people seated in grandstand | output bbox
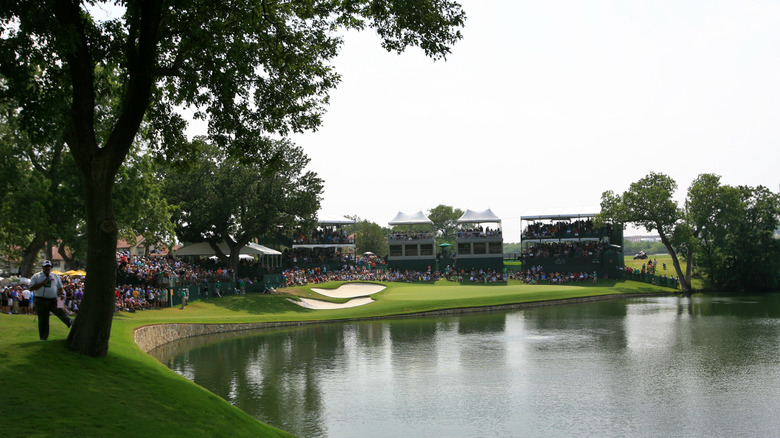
[388,231,434,240]
[457,226,502,239]
[522,219,600,239]
[282,247,354,266]
[522,241,608,258]
[292,227,354,245]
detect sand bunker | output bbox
[291,296,375,310]
[310,283,386,298]
[289,283,386,310]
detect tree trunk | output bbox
[67,177,118,357]
[659,233,691,295]
[684,246,694,292]
[20,236,46,278]
[58,243,76,270]
[54,0,162,357]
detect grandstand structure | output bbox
[454,209,504,272]
[289,214,356,269]
[387,211,436,271]
[520,208,624,276]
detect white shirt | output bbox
[30,271,63,299]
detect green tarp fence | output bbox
[168,274,285,306]
[617,270,680,289]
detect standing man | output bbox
[28,260,72,340]
[20,285,32,315]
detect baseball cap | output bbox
[42,260,52,267]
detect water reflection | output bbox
[151,294,780,438]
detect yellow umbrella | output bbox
[64,270,79,276]
[52,270,65,275]
[74,270,86,276]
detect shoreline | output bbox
[134,291,673,352]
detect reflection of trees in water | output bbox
[457,312,507,335]
[152,320,398,438]
[154,325,337,437]
[387,318,440,375]
[522,301,630,351]
[149,295,780,436]
[673,294,780,369]
[455,312,508,369]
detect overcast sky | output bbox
[274,0,779,241]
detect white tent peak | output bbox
[388,211,433,225]
[458,209,501,224]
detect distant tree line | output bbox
[597,172,779,293]
[623,240,669,257]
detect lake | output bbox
[150,293,780,437]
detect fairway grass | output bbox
[623,254,704,290]
[1,279,675,437]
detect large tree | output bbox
[0,106,175,274]
[345,216,389,257]
[428,204,463,243]
[599,172,780,294]
[0,94,81,276]
[687,174,780,291]
[597,172,694,294]
[1,0,465,356]
[164,137,323,273]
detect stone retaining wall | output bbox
[134,293,670,353]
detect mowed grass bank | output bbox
[1,279,675,437]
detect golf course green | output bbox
[1,279,675,437]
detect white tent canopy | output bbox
[388,211,433,225]
[175,241,281,256]
[457,208,501,224]
[317,214,355,225]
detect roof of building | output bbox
[457,208,501,224]
[521,206,600,221]
[388,211,433,225]
[175,241,281,256]
[317,214,355,225]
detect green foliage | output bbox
[1,0,466,355]
[343,215,390,257]
[427,204,464,242]
[622,240,668,256]
[356,220,389,257]
[689,177,780,291]
[113,150,177,247]
[164,137,323,267]
[601,172,780,293]
[503,242,524,254]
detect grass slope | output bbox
[1,279,674,437]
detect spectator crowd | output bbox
[2,274,83,315]
[292,227,353,245]
[457,226,502,239]
[522,219,600,239]
[521,241,610,258]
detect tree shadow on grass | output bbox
[203,294,314,315]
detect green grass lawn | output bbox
[1,279,675,437]
[623,254,704,290]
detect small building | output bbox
[387,211,436,272]
[455,209,504,272]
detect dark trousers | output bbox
[35,297,72,340]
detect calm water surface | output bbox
[151,294,780,437]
